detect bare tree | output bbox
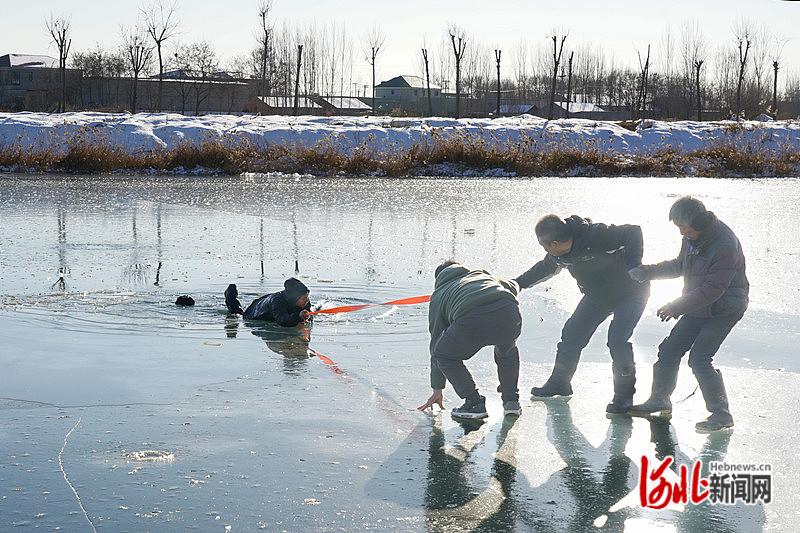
[635,44,651,119]
[142,0,179,112]
[363,25,385,114]
[658,25,676,116]
[257,1,273,97]
[770,35,788,117]
[680,22,706,120]
[512,41,529,101]
[750,25,771,113]
[46,15,72,113]
[121,26,153,113]
[71,46,128,108]
[548,32,567,119]
[734,22,752,119]
[449,25,467,119]
[172,49,191,114]
[175,41,218,115]
[422,48,433,116]
[694,59,704,121]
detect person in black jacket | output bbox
[515,215,650,414]
[224,278,311,327]
[628,197,748,432]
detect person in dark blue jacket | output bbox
[515,215,649,414]
[224,278,311,327]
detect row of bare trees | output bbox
[414,21,791,119]
[226,2,363,105]
[46,4,796,119]
[56,1,224,114]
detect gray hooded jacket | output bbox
[648,214,749,318]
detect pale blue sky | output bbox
[2,0,798,85]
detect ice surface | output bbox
[0,174,797,531]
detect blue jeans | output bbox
[552,292,649,383]
[654,313,743,380]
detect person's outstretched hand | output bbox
[628,265,650,283]
[418,389,444,412]
[657,304,677,321]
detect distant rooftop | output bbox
[376,75,441,90]
[155,69,237,80]
[318,96,371,110]
[0,54,58,68]
[555,101,607,113]
[500,104,536,114]
[258,96,321,109]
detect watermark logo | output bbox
[639,456,772,509]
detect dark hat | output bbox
[284,277,309,301]
[175,295,195,306]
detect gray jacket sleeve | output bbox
[669,243,740,316]
[428,299,448,390]
[647,240,686,280]
[514,255,560,289]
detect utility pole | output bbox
[694,60,704,121]
[293,44,303,116]
[565,51,574,117]
[772,60,779,118]
[495,49,501,117]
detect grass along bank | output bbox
[1,128,799,177]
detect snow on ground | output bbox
[1,112,800,157]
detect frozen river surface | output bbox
[1,174,798,532]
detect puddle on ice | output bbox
[124,450,176,462]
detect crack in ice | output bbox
[58,418,97,533]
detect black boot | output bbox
[224,284,244,315]
[531,375,573,399]
[629,363,679,418]
[606,366,636,415]
[531,357,576,400]
[695,369,734,433]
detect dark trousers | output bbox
[654,313,743,381]
[553,292,648,382]
[432,299,522,402]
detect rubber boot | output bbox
[531,356,577,400]
[606,366,636,415]
[224,284,244,315]
[695,369,734,433]
[629,363,679,418]
[531,377,573,399]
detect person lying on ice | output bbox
[224,278,311,327]
[514,214,649,415]
[418,260,523,420]
[627,197,748,432]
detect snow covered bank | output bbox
[1,112,799,176]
